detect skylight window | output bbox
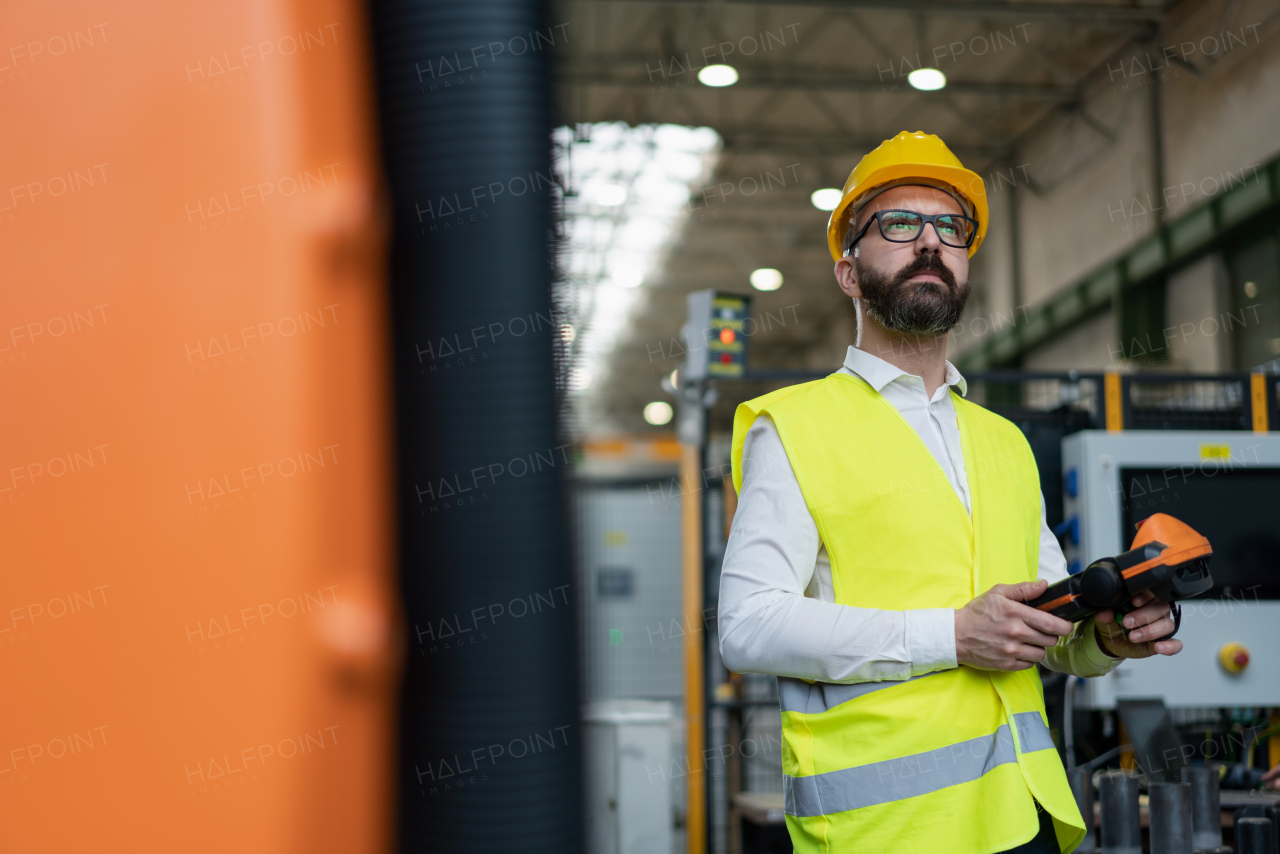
[553,123,721,395]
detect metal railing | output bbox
[732,369,1277,432]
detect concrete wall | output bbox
[1018,85,1152,308]
[1164,254,1232,371]
[960,165,1019,352]
[1022,311,1118,372]
[1162,5,1280,220]
[959,2,1280,372]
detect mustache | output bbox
[892,254,958,290]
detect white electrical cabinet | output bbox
[1060,430,1280,708]
[584,700,675,854]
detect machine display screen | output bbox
[1120,467,1280,600]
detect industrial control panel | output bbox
[1061,431,1280,709]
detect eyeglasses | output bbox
[845,209,978,255]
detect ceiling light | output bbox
[644,401,674,425]
[810,188,842,211]
[698,64,738,87]
[613,269,643,289]
[595,184,627,206]
[750,268,783,291]
[907,68,946,91]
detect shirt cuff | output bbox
[1080,615,1125,673]
[905,608,958,675]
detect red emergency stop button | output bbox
[1219,642,1250,674]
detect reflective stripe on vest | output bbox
[784,712,1056,817]
[777,670,944,715]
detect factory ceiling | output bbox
[552,0,1217,437]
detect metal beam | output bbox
[559,65,1080,101]
[572,0,1170,23]
[692,129,1013,159]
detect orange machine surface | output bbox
[0,1,398,851]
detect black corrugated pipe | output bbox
[365,1,583,852]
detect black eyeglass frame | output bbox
[844,209,979,256]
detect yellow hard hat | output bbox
[826,130,988,262]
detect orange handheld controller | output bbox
[1028,513,1213,625]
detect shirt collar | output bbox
[842,345,968,397]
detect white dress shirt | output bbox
[717,345,1122,684]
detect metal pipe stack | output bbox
[1236,818,1275,854]
[1182,765,1232,854]
[1149,782,1194,854]
[1098,770,1143,854]
[1233,805,1279,854]
[1070,767,1099,854]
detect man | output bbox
[719,131,1183,854]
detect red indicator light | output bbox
[720,353,732,364]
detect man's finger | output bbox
[998,580,1048,602]
[998,645,1044,668]
[1121,602,1171,630]
[1014,643,1047,664]
[1129,615,1175,643]
[1014,625,1064,649]
[1011,602,1073,637]
[1154,639,1182,656]
[1130,590,1156,608]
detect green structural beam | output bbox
[957,151,1280,371]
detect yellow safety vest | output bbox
[730,373,1085,854]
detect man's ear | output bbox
[835,256,862,299]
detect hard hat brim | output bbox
[827,162,989,262]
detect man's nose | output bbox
[916,222,944,252]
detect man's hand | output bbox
[955,579,1074,671]
[1263,764,1280,792]
[1093,589,1183,659]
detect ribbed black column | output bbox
[366,1,582,851]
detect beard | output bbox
[855,253,971,336]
